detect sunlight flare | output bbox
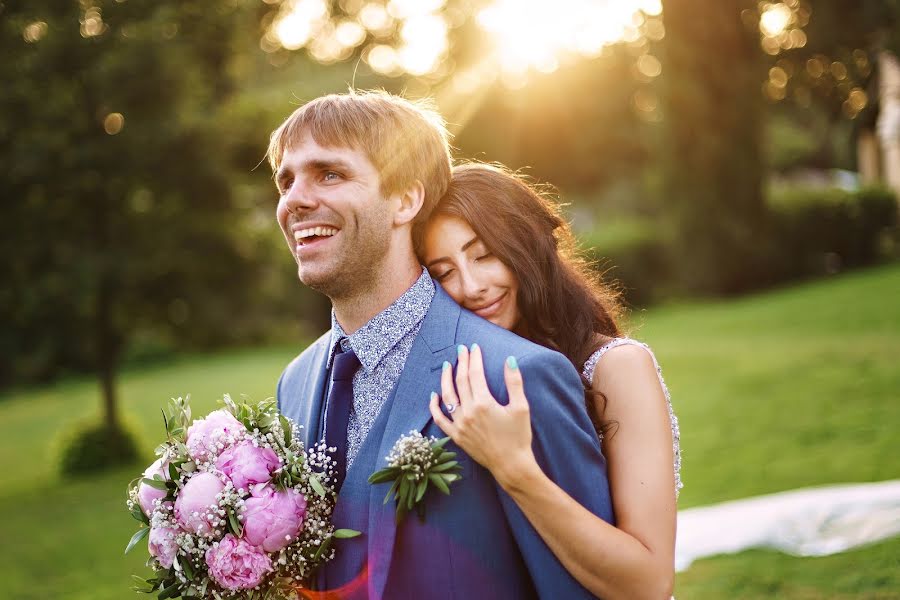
[477,0,663,75]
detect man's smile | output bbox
[293,224,340,250]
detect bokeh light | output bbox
[397,13,448,76]
[23,21,48,43]
[273,0,329,50]
[103,113,124,135]
[80,6,106,38]
[760,3,792,37]
[758,1,809,55]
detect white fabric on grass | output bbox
[675,479,900,571]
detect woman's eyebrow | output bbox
[425,256,450,269]
[425,236,479,269]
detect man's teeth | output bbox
[294,227,338,242]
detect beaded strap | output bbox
[583,338,683,498]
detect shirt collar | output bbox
[327,268,435,373]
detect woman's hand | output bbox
[428,344,539,489]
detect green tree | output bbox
[660,0,770,294]
[1,0,264,469]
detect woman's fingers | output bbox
[504,356,529,412]
[429,391,455,437]
[441,360,459,410]
[454,344,473,404]
[466,344,492,400]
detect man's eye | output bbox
[323,171,341,182]
[278,180,292,195]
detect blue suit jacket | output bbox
[277,286,614,599]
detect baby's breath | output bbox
[369,431,463,523]
[386,430,439,480]
[125,395,356,599]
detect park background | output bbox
[2,0,899,597]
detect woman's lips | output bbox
[471,291,507,319]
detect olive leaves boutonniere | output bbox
[368,430,463,523]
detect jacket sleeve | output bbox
[494,349,614,599]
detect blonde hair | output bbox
[268,90,452,231]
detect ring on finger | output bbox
[445,403,459,414]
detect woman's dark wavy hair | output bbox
[423,162,624,429]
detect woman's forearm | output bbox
[495,461,674,600]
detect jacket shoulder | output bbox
[281,331,330,381]
[456,310,565,363]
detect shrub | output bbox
[58,420,141,476]
[579,218,674,307]
[768,185,898,280]
[578,186,897,306]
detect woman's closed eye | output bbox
[433,268,454,282]
[474,252,492,262]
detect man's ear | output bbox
[393,180,426,227]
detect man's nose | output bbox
[283,179,319,212]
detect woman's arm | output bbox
[430,344,676,600]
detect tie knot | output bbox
[332,346,362,382]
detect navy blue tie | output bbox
[324,345,361,493]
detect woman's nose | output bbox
[459,266,488,299]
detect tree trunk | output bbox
[661,0,769,294]
[857,128,881,184]
[97,273,120,429]
[876,50,900,206]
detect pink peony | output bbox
[148,526,178,569]
[242,484,307,553]
[174,472,225,536]
[205,533,272,590]
[216,441,281,492]
[186,409,246,463]
[138,457,170,517]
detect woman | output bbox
[419,163,681,600]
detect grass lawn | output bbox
[1,264,898,598]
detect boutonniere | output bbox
[368,430,462,523]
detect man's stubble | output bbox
[299,209,394,305]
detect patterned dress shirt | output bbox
[326,269,435,468]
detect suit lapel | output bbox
[369,287,461,599]
[298,339,331,450]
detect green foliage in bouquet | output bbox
[368,433,462,523]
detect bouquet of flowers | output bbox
[125,395,357,599]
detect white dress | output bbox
[582,337,683,497]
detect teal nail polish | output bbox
[506,356,518,370]
[470,343,479,352]
[443,360,451,371]
[430,391,438,401]
[457,344,467,355]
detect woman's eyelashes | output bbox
[433,268,453,282]
[433,253,492,280]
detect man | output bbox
[271,90,613,599]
